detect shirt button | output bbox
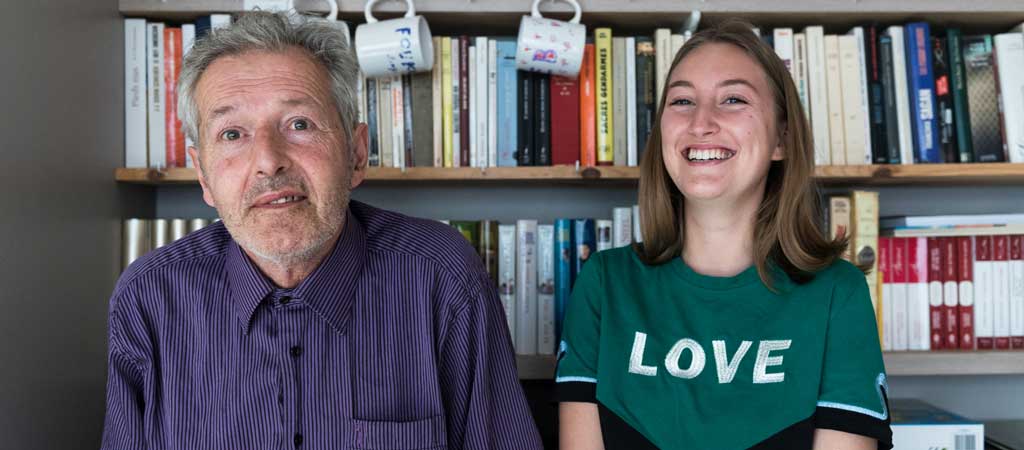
[279,296,292,305]
[294,433,303,447]
[290,345,302,357]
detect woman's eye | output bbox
[723,97,747,105]
[221,129,241,141]
[291,119,310,131]
[670,98,693,106]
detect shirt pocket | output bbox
[347,415,447,450]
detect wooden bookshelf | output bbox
[517,351,1024,379]
[116,163,1024,185]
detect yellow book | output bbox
[441,37,453,168]
[829,195,852,260]
[595,28,614,165]
[850,190,881,344]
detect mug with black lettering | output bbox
[354,0,433,78]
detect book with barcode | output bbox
[891,399,984,450]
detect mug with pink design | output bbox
[515,0,585,78]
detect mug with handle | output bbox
[515,0,586,77]
[355,0,434,78]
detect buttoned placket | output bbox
[270,289,306,449]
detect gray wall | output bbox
[0,0,149,447]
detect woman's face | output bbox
[660,42,784,206]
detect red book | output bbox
[941,237,960,350]
[977,236,995,350]
[459,36,470,167]
[1011,235,1024,349]
[578,44,597,167]
[550,76,580,166]
[906,237,929,351]
[163,27,185,168]
[957,237,975,350]
[927,237,945,350]
[994,235,1011,349]
[879,237,891,349]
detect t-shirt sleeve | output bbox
[815,267,893,449]
[553,252,605,403]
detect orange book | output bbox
[164,27,185,168]
[579,43,597,166]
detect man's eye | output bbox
[291,119,309,131]
[221,129,241,141]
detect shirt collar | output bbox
[226,210,367,334]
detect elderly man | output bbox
[102,11,541,449]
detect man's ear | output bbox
[189,146,216,208]
[349,123,369,189]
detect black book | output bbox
[518,71,535,166]
[863,25,889,164]
[879,34,901,164]
[931,36,958,164]
[534,74,551,166]
[365,78,379,167]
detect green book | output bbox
[450,221,481,254]
[946,29,974,162]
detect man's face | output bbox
[190,47,367,265]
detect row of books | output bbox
[123,16,232,169]
[761,23,1024,166]
[121,217,216,268]
[442,207,640,355]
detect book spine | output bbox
[481,221,499,284]
[879,35,900,164]
[893,237,910,351]
[941,237,960,349]
[498,224,517,343]
[595,28,614,165]
[887,26,916,165]
[487,40,498,168]
[459,36,470,167]
[401,75,414,167]
[994,33,1024,163]
[794,33,810,123]
[632,205,643,243]
[851,27,874,164]
[932,36,957,164]
[774,28,794,75]
[946,30,974,162]
[378,77,393,167]
[1010,235,1024,349]
[124,19,148,168]
[432,37,443,167]
[626,37,638,167]
[391,76,405,168]
[412,72,434,167]
[554,219,574,343]
[613,207,633,248]
[824,35,846,165]
[535,74,551,166]
[596,219,613,252]
[654,28,671,104]
[451,38,461,167]
[496,39,518,167]
[928,237,945,349]
[442,37,454,167]
[537,224,556,355]
[612,37,627,166]
[839,35,867,166]
[550,76,580,165]
[636,38,655,163]
[975,235,995,349]
[904,23,940,163]
[829,195,852,259]
[851,191,881,342]
[994,235,1011,349]
[907,237,931,350]
[468,45,477,168]
[574,218,596,275]
[864,26,887,164]
[804,26,831,165]
[880,236,894,351]
[515,219,538,354]
[579,43,597,166]
[147,23,166,169]
[163,27,184,168]
[957,236,976,350]
[476,37,490,168]
[518,72,534,166]
[366,78,380,166]
[962,35,1004,162]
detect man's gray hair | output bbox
[178,11,360,146]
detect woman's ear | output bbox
[772,126,786,161]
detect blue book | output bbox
[573,219,596,276]
[904,22,941,163]
[495,38,519,167]
[554,219,575,343]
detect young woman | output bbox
[555,21,892,450]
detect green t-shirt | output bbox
[555,246,892,449]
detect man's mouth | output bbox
[252,191,309,208]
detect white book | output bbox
[124,19,148,168]
[432,38,443,167]
[487,39,498,168]
[377,77,392,167]
[838,35,867,166]
[824,35,845,165]
[475,37,489,168]
[670,34,685,63]
[179,25,197,166]
[210,14,231,28]
[848,27,873,164]
[596,219,613,252]
[885,26,915,166]
[537,224,556,355]
[975,237,995,347]
[995,237,1011,347]
[882,264,893,351]
[773,28,795,77]
[468,45,478,168]
[892,238,909,351]
[612,37,627,166]
[891,400,983,450]
[654,28,672,104]
[515,220,538,354]
[793,32,810,123]
[391,76,405,168]
[626,37,638,166]
[1010,236,1024,348]
[451,38,461,167]
[613,207,633,248]
[907,237,931,350]
[803,26,831,166]
[994,33,1024,163]
[498,224,517,342]
[882,213,1024,228]
[633,205,643,243]
[146,22,166,169]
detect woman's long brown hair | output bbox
[635,19,852,289]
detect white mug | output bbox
[291,0,351,46]
[355,0,434,78]
[515,0,586,78]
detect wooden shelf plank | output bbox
[116,163,1024,185]
[518,352,1024,379]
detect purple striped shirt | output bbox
[101,200,542,450]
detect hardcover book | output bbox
[962,35,1005,162]
[537,224,556,355]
